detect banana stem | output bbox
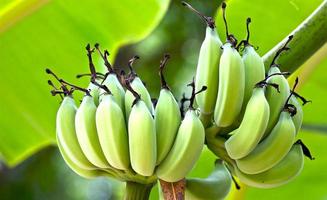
[263,0,327,73]
[124,181,154,200]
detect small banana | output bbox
[239,18,265,117]
[182,1,222,116]
[232,142,306,189]
[124,56,154,119]
[94,44,125,110]
[46,69,95,170]
[56,96,96,170]
[214,3,244,127]
[96,92,130,171]
[236,107,296,174]
[75,94,109,168]
[225,81,270,160]
[263,36,293,138]
[155,55,181,165]
[156,80,206,182]
[125,79,156,176]
[185,160,232,200]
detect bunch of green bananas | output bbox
[187,2,313,191]
[46,43,209,188]
[46,1,314,199]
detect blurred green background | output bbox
[0,0,326,199]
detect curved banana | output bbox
[240,18,265,117]
[155,55,181,165]
[290,95,303,134]
[125,56,154,119]
[233,143,304,189]
[96,93,130,170]
[185,160,232,200]
[94,45,125,110]
[128,99,156,176]
[236,110,296,174]
[56,96,95,170]
[75,95,109,168]
[214,42,245,127]
[213,3,245,127]
[87,82,100,106]
[263,36,293,138]
[225,86,269,159]
[156,81,205,182]
[182,2,222,115]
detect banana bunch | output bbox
[47,47,207,187]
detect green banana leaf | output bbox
[0,0,170,167]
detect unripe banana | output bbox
[232,143,304,189]
[155,55,181,165]
[264,67,290,136]
[185,160,232,200]
[182,2,222,115]
[75,95,109,168]
[96,93,130,170]
[94,44,125,110]
[214,2,245,127]
[214,42,245,127]
[156,109,205,182]
[240,19,265,116]
[263,36,293,138]
[125,56,154,119]
[128,99,156,176]
[290,95,303,134]
[236,110,296,174]
[56,96,95,170]
[225,86,269,159]
[156,81,206,182]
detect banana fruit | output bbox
[75,95,109,168]
[156,81,205,182]
[125,56,154,119]
[182,2,222,115]
[185,160,232,200]
[96,93,130,171]
[155,55,181,165]
[232,142,304,189]
[236,109,296,174]
[225,86,270,159]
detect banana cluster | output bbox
[188,2,313,190]
[47,46,207,184]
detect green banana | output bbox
[225,85,270,159]
[185,160,232,200]
[263,36,293,138]
[96,93,130,171]
[156,81,205,182]
[126,79,156,176]
[56,96,96,170]
[75,95,109,168]
[232,142,304,189]
[214,3,245,127]
[182,1,222,115]
[236,109,296,174]
[125,56,154,119]
[87,82,100,106]
[240,18,265,115]
[94,44,125,110]
[155,55,181,165]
